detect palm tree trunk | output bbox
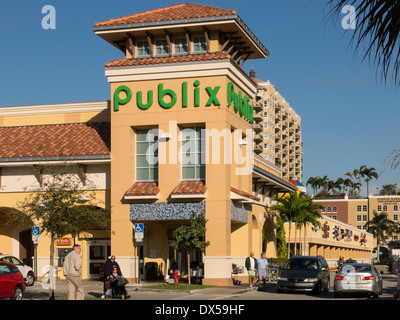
[49,234,55,300]
[303,223,307,256]
[294,224,297,256]
[288,222,292,258]
[187,252,191,285]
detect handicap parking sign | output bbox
[135,223,144,233]
[32,226,40,235]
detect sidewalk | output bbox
[24,279,261,300]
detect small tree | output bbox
[365,210,396,263]
[275,214,288,258]
[174,211,210,285]
[7,164,110,299]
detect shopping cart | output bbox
[267,263,282,282]
[232,264,244,285]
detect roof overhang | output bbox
[252,165,298,193]
[92,14,269,60]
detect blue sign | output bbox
[135,223,144,233]
[32,226,40,235]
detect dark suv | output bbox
[277,256,330,294]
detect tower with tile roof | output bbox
[92,3,273,285]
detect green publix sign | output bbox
[113,81,254,123]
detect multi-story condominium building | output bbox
[314,194,400,258]
[250,69,303,182]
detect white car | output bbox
[0,255,35,286]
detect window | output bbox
[136,129,158,181]
[174,38,188,55]
[263,132,269,139]
[357,226,361,230]
[137,40,150,57]
[155,39,169,56]
[357,215,361,222]
[263,153,269,160]
[263,100,269,109]
[363,215,368,222]
[377,205,382,212]
[263,143,268,149]
[264,112,269,118]
[383,205,388,212]
[192,36,207,53]
[394,235,399,240]
[394,205,398,212]
[181,127,205,180]
[333,206,337,213]
[357,205,362,213]
[327,206,332,213]
[394,214,399,221]
[264,122,268,129]
[363,225,367,230]
[363,205,368,212]
[321,206,326,213]
[332,215,337,220]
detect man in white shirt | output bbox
[245,252,258,288]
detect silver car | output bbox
[334,263,383,298]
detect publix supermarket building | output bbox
[0,3,372,285]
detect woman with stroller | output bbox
[109,267,130,300]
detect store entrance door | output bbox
[87,239,110,280]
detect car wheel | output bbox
[25,272,35,286]
[11,286,23,300]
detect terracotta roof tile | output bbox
[124,182,160,196]
[0,122,110,160]
[171,181,207,195]
[231,186,260,201]
[95,3,236,27]
[105,52,231,68]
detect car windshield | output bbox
[340,265,372,272]
[283,259,319,270]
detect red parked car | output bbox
[0,261,25,300]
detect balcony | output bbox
[275,142,281,150]
[254,133,263,142]
[254,145,263,153]
[253,111,263,121]
[254,101,263,111]
[252,123,263,132]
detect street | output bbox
[20,272,399,301]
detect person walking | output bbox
[257,252,269,291]
[101,255,122,298]
[63,244,84,300]
[245,252,258,288]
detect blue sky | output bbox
[0,0,399,195]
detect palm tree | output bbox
[335,178,344,193]
[343,178,352,195]
[353,169,360,196]
[270,192,311,258]
[296,195,323,256]
[381,184,397,195]
[306,177,320,197]
[326,0,400,86]
[345,172,354,197]
[358,165,368,196]
[363,167,378,196]
[365,211,396,262]
[327,180,336,194]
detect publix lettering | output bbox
[113,81,254,123]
